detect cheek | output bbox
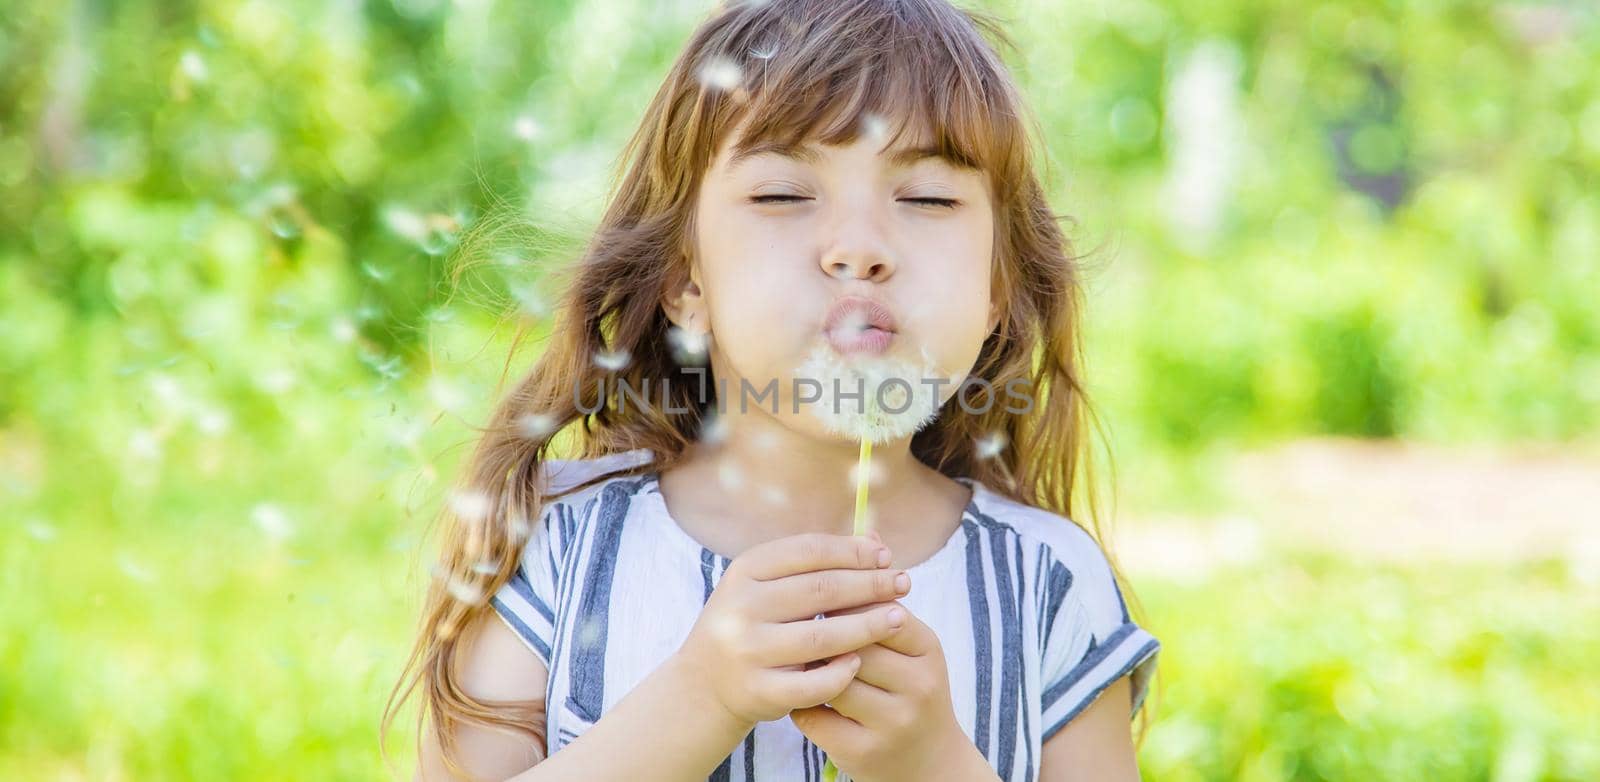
[905,219,994,371]
[696,221,820,380]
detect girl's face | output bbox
[670,114,1000,443]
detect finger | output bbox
[822,674,898,726]
[737,533,892,582]
[756,603,907,665]
[790,704,864,755]
[824,600,932,658]
[767,651,861,709]
[850,640,921,693]
[753,566,910,621]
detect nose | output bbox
[819,208,896,283]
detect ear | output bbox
[661,270,709,333]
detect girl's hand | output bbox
[790,598,985,782]
[674,533,914,729]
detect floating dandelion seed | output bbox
[507,511,532,543]
[26,519,56,541]
[700,412,731,446]
[330,316,358,343]
[860,112,891,147]
[696,55,743,91]
[447,578,484,605]
[749,38,779,59]
[594,348,631,371]
[180,50,208,81]
[129,429,162,461]
[432,562,486,605]
[510,284,548,319]
[382,206,429,243]
[252,503,294,542]
[753,428,780,452]
[512,115,541,141]
[975,431,1007,460]
[575,614,606,649]
[117,553,157,584]
[847,457,887,489]
[760,483,788,505]
[449,489,493,522]
[256,368,296,395]
[666,325,710,365]
[717,460,745,491]
[149,373,185,408]
[195,407,231,435]
[428,376,468,413]
[515,412,557,440]
[360,262,391,283]
[469,560,499,576]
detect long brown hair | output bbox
[382,0,1157,777]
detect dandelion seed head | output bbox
[696,55,743,91]
[793,342,946,444]
[594,348,631,372]
[450,489,493,522]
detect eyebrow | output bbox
[726,140,967,172]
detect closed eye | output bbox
[749,195,960,209]
[903,197,960,209]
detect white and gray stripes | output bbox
[489,455,1160,781]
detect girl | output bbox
[385,0,1161,780]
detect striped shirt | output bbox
[492,449,1160,781]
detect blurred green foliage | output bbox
[2,0,1596,778]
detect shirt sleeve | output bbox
[1038,535,1161,743]
[489,499,574,669]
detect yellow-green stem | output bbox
[823,436,874,782]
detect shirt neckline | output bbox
[634,470,989,576]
